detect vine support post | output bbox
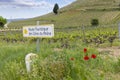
[118,23,120,40]
[82,26,86,43]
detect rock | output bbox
[25,53,38,73]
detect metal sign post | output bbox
[36,21,40,52]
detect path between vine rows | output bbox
[97,46,120,58]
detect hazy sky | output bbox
[0,0,76,19]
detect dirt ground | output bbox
[97,46,120,58]
[53,47,120,59]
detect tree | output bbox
[53,3,59,14]
[0,16,7,27]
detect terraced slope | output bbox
[8,0,120,28]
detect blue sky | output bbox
[0,0,76,19]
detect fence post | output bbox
[82,26,86,43]
[118,23,120,40]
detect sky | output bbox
[0,0,76,19]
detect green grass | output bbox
[0,40,120,80]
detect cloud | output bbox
[0,0,13,2]
[0,0,53,8]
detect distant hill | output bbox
[7,18,27,22]
[8,0,120,28]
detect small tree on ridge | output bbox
[53,3,59,14]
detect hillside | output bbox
[8,0,120,28]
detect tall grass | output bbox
[0,41,119,80]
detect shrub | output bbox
[91,19,99,26]
[0,16,7,27]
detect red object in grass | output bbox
[91,54,97,59]
[70,57,74,61]
[84,48,87,53]
[84,56,89,60]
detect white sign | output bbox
[23,24,54,37]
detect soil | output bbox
[97,46,120,58]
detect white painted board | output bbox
[23,24,54,38]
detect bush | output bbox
[91,19,99,26]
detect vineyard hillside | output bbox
[8,0,120,28]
